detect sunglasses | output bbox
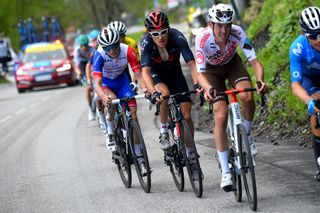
[149,28,169,38]
[216,10,234,19]
[308,34,320,41]
[102,42,120,52]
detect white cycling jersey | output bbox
[195,24,257,72]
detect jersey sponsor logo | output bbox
[196,50,204,64]
[292,71,300,79]
[308,62,320,70]
[200,33,210,48]
[292,42,303,56]
[140,39,148,52]
[151,74,158,78]
[178,35,187,42]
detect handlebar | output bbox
[111,94,145,105]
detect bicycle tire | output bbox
[115,123,132,188]
[229,148,242,202]
[236,124,257,211]
[167,132,185,191]
[180,120,203,198]
[128,119,151,193]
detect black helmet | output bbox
[144,10,169,31]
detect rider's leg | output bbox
[86,84,95,120]
[180,102,194,151]
[213,100,230,173]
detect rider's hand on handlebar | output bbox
[102,94,112,106]
[194,83,204,94]
[256,80,269,94]
[204,86,215,101]
[151,91,162,104]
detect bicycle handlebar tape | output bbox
[308,99,315,116]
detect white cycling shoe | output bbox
[221,173,233,192]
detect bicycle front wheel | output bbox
[128,119,151,193]
[229,148,242,202]
[180,120,203,198]
[237,124,257,211]
[113,128,132,188]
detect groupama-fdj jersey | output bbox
[195,25,256,72]
[92,43,140,100]
[289,35,320,95]
[140,28,194,103]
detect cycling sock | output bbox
[134,144,142,156]
[313,136,320,168]
[160,122,169,134]
[217,150,230,174]
[106,120,115,135]
[243,119,252,135]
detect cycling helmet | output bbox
[75,34,89,45]
[144,10,169,31]
[108,21,127,36]
[88,29,100,40]
[97,27,119,47]
[208,4,235,24]
[299,7,320,34]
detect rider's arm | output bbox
[127,46,147,91]
[291,82,312,104]
[73,48,81,77]
[85,61,92,85]
[92,51,109,103]
[141,66,155,93]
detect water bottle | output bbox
[173,127,178,140]
[121,128,127,139]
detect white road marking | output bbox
[0,115,13,124]
[15,108,27,115]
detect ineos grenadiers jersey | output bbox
[289,35,320,83]
[140,28,194,71]
[92,43,140,87]
[195,25,256,72]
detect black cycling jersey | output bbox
[140,28,194,71]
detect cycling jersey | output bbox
[140,28,194,103]
[195,25,256,72]
[124,36,140,61]
[73,46,95,65]
[92,43,140,101]
[289,35,320,95]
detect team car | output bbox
[15,40,76,93]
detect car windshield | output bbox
[23,49,66,63]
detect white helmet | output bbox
[208,4,235,24]
[107,21,127,36]
[97,27,119,47]
[299,7,320,34]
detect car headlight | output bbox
[56,63,71,72]
[16,68,26,75]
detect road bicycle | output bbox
[111,94,151,193]
[154,90,204,197]
[210,86,265,211]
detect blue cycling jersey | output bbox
[289,35,320,95]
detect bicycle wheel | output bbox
[236,124,257,211]
[115,127,132,188]
[166,138,185,191]
[229,148,242,202]
[179,120,203,198]
[128,119,151,193]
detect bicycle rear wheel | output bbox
[115,132,132,188]
[128,120,151,193]
[180,120,203,198]
[236,124,257,211]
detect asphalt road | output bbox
[0,79,319,212]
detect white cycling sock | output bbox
[160,122,168,134]
[218,150,230,174]
[243,119,252,135]
[106,120,115,135]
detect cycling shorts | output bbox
[102,72,137,108]
[301,75,320,96]
[203,54,251,103]
[151,68,191,104]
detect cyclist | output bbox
[74,34,96,121]
[107,21,140,90]
[289,6,320,180]
[86,29,109,134]
[92,27,146,155]
[140,10,202,151]
[195,4,268,191]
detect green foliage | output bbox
[245,0,320,129]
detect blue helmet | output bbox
[75,34,89,45]
[88,29,100,40]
